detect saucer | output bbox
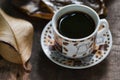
[41,21,112,69]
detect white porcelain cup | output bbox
[52,4,109,58]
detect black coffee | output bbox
[57,11,95,39]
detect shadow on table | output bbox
[30,48,109,80]
[56,59,109,80]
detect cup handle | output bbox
[97,19,109,35]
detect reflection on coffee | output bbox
[57,11,95,39]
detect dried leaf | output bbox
[0,9,33,68]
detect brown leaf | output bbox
[0,9,33,69]
[63,47,68,52]
[74,43,78,46]
[48,35,51,39]
[72,54,76,58]
[63,42,69,45]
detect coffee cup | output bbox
[52,4,109,58]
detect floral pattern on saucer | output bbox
[41,21,112,69]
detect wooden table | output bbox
[0,0,120,80]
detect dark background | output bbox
[0,0,120,80]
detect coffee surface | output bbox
[57,11,95,39]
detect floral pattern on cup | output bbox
[62,36,95,58]
[53,31,96,58]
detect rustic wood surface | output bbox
[0,0,120,80]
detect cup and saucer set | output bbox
[41,4,112,69]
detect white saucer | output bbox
[41,21,112,69]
